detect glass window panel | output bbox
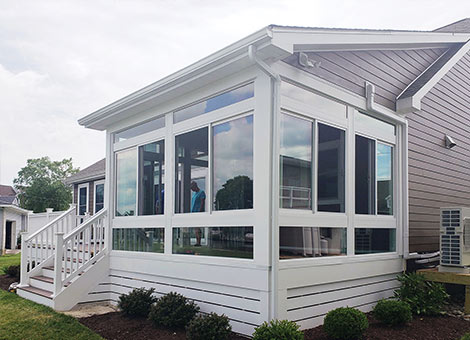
[355,111,395,140]
[172,227,253,259]
[116,149,137,216]
[280,227,347,259]
[213,115,253,211]
[280,113,312,209]
[355,135,376,214]
[318,123,345,212]
[139,140,165,215]
[95,183,104,213]
[174,83,254,123]
[112,228,164,253]
[175,128,208,213]
[79,187,87,215]
[377,143,393,215]
[355,228,396,254]
[114,116,165,142]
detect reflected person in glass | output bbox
[191,181,206,246]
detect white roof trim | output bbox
[396,39,470,113]
[0,205,31,215]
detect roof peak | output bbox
[434,18,470,33]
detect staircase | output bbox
[17,207,108,311]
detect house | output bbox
[0,185,29,254]
[18,19,470,335]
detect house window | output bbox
[280,227,347,259]
[280,113,312,209]
[113,228,164,253]
[355,136,394,215]
[94,181,104,213]
[114,116,165,142]
[172,226,253,259]
[213,115,253,211]
[355,228,396,254]
[317,123,345,212]
[175,127,208,214]
[78,184,88,215]
[116,149,137,216]
[173,83,254,124]
[139,140,165,215]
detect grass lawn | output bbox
[0,253,21,274]
[0,289,103,340]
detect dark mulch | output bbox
[0,274,17,291]
[305,314,470,340]
[79,312,248,340]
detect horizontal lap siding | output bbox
[283,48,447,110]
[408,50,470,252]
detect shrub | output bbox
[186,313,232,340]
[323,307,368,340]
[252,319,303,340]
[372,299,412,326]
[148,292,199,328]
[461,334,470,340]
[394,273,449,315]
[4,265,20,281]
[118,287,157,317]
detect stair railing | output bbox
[54,208,107,296]
[20,205,77,286]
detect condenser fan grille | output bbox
[441,210,461,265]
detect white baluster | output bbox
[54,232,64,296]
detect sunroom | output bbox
[77,27,408,335]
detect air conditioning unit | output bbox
[439,207,470,273]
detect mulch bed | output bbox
[0,274,17,291]
[79,312,247,340]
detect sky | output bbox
[0,0,469,185]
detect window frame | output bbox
[77,183,89,216]
[94,179,105,214]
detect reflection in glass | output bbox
[318,123,345,212]
[377,144,393,215]
[175,128,208,213]
[116,149,137,216]
[355,135,376,214]
[355,228,396,254]
[113,228,164,253]
[355,111,395,139]
[95,184,104,213]
[174,83,254,123]
[172,227,253,259]
[213,115,253,210]
[79,187,87,215]
[280,227,346,259]
[114,116,165,142]
[139,140,165,215]
[280,113,312,209]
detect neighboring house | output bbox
[18,19,470,335]
[0,185,29,254]
[65,158,106,217]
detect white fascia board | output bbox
[396,39,470,114]
[79,27,284,130]
[0,205,31,215]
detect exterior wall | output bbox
[283,48,447,110]
[407,50,470,252]
[2,209,26,250]
[73,178,104,216]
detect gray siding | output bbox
[408,50,470,252]
[283,48,447,110]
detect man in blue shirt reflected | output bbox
[190,181,205,246]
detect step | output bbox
[18,285,53,299]
[30,275,54,291]
[42,265,84,283]
[17,285,54,308]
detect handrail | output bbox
[25,205,76,242]
[63,208,106,242]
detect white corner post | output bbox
[54,232,64,296]
[19,231,29,287]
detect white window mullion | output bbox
[346,107,355,256]
[164,112,174,255]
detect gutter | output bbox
[248,44,282,321]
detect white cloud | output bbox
[0,0,469,184]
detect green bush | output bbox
[461,334,470,340]
[186,313,232,340]
[148,292,199,328]
[118,287,157,317]
[252,319,303,340]
[372,299,412,326]
[323,307,368,340]
[4,265,20,281]
[394,273,449,315]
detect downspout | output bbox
[248,44,281,321]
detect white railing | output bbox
[20,205,77,286]
[280,185,312,208]
[54,208,107,295]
